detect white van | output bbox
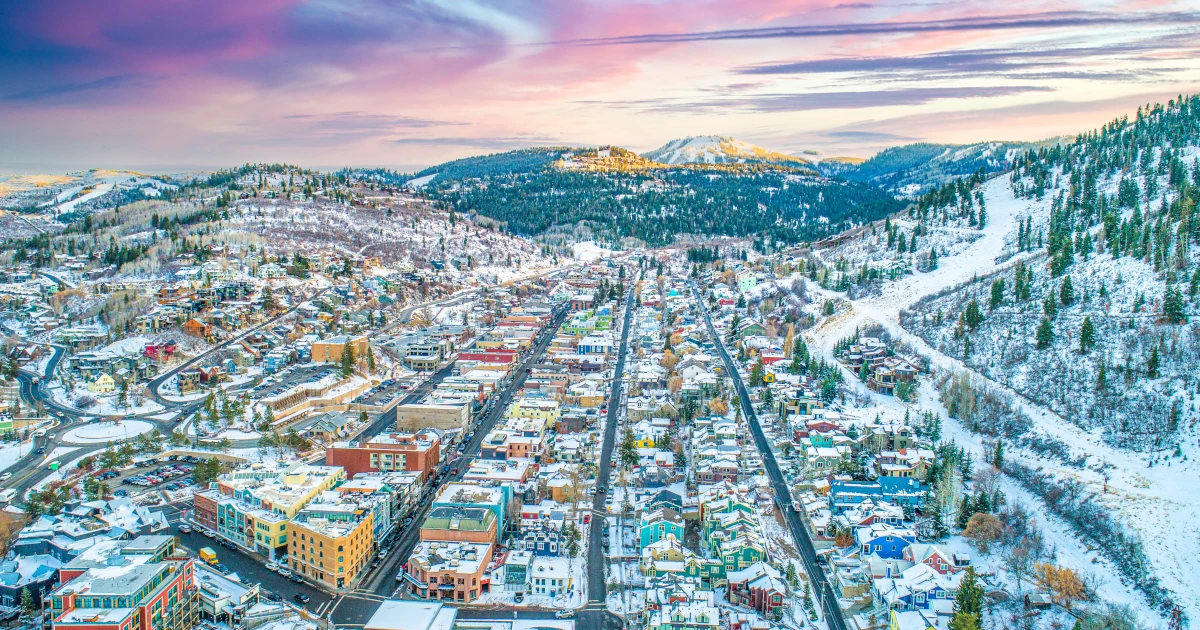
[34,429,47,438]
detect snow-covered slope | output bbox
[643,135,810,166]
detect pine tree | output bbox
[1079,316,1096,353]
[1163,285,1186,324]
[1060,275,1075,306]
[1036,318,1055,349]
[992,439,1004,468]
[1044,288,1058,319]
[953,568,985,625]
[989,279,1005,310]
[1096,360,1107,391]
[964,299,983,330]
[928,247,939,269]
[1146,345,1160,378]
[340,342,357,378]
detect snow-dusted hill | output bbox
[643,135,810,166]
[793,97,1200,624]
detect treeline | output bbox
[426,166,901,246]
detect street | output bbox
[588,287,635,604]
[694,284,850,630]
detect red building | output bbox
[325,430,442,478]
[191,490,219,532]
[46,536,200,630]
[727,562,786,617]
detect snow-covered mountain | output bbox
[643,135,810,166]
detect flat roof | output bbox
[364,600,456,630]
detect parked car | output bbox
[179,524,192,534]
[265,562,280,572]
[555,610,574,619]
[278,568,293,578]
[213,564,230,574]
[265,593,282,602]
[293,594,310,604]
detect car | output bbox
[36,447,46,455]
[265,562,280,572]
[113,489,128,497]
[289,575,304,584]
[0,472,11,481]
[293,594,310,604]
[278,568,293,578]
[265,593,282,602]
[179,524,192,534]
[555,610,574,619]
[213,563,230,574]
[513,592,524,603]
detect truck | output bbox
[198,548,218,565]
[0,489,17,505]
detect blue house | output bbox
[830,478,925,514]
[639,508,685,548]
[854,523,916,560]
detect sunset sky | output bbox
[2,0,1199,173]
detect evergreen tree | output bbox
[963,299,983,330]
[989,279,1005,310]
[1146,345,1160,378]
[1079,316,1096,353]
[992,439,1005,468]
[952,568,985,627]
[1036,317,1055,349]
[1163,285,1186,324]
[1044,288,1058,319]
[1060,275,1075,306]
[340,342,357,378]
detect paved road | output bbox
[694,284,849,630]
[587,286,635,604]
[326,304,572,625]
[146,287,333,406]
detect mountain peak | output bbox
[643,135,810,166]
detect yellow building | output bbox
[221,463,347,519]
[505,398,561,429]
[88,373,116,394]
[289,501,375,590]
[311,335,369,364]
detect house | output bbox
[529,560,571,597]
[873,562,961,612]
[87,373,116,394]
[639,508,685,548]
[855,523,916,560]
[727,561,787,617]
[182,318,211,338]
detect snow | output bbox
[61,420,155,444]
[405,173,437,188]
[0,441,33,473]
[571,241,613,263]
[798,169,1197,623]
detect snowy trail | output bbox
[799,174,1197,620]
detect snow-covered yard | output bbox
[61,420,154,444]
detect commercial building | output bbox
[311,335,369,364]
[395,403,470,432]
[44,536,200,630]
[403,541,494,603]
[287,498,376,590]
[325,430,442,478]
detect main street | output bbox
[694,284,850,630]
[587,286,635,604]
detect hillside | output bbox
[643,135,811,167]
[831,141,1047,196]
[799,95,1200,623]
[419,148,902,246]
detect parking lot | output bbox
[247,365,336,399]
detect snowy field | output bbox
[61,420,154,444]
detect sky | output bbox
[2,0,1200,174]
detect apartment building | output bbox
[45,536,200,630]
[287,498,376,590]
[404,542,494,603]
